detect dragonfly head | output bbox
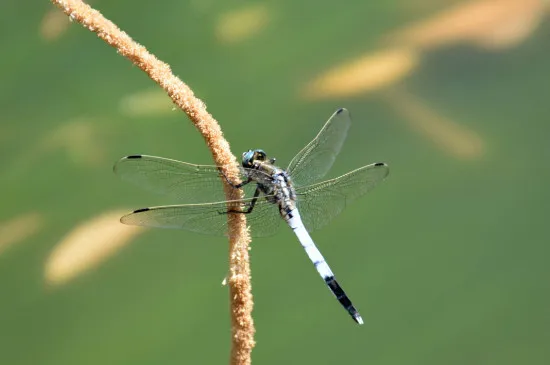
[242,149,267,167]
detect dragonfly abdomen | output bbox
[286,209,364,325]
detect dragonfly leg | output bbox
[219,169,252,189]
[222,187,261,215]
[241,188,261,213]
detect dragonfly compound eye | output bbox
[254,149,267,161]
[242,150,255,167]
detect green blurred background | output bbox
[1,0,549,364]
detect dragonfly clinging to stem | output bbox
[114,108,389,325]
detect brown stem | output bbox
[49,1,255,363]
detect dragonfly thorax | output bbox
[240,149,298,215]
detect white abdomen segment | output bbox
[286,209,363,325]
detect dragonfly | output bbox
[114,108,389,325]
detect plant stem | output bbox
[49,1,255,363]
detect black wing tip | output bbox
[374,162,390,178]
[113,154,143,173]
[121,208,150,223]
[336,107,348,115]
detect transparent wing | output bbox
[286,108,352,187]
[295,162,389,232]
[120,196,282,237]
[114,155,256,203]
